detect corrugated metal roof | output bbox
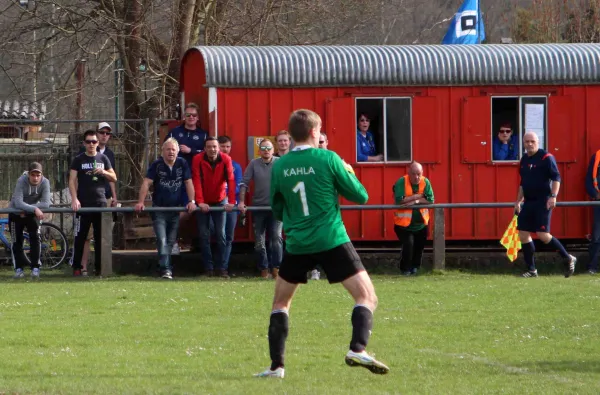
[189,44,600,87]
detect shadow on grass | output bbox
[526,360,600,374]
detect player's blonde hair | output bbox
[163,137,180,152]
[288,109,321,142]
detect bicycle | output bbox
[0,217,69,269]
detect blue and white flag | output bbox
[442,0,485,44]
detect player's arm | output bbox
[548,155,561,196]
[331,155,368,204]
[270,170,284,222]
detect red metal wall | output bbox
[181,56,599,242]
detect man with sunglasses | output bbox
[318,132,328,150]
[165,103,208,168]
[493,123,518,161]
[69,130,117,276]
[166,103,208,252]
[238,139,282,278]
[77,122,118,275]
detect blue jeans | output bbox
[209,211,237,270]
[197,200,226,271]
[151,211,180,272]
[588,206,600,271]
[252,211,283,270]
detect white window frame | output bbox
[490,95,548,162]
[355,96,413,164]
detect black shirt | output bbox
[70,152,113,206]
[519,149,561,201]
[78,146,116,198]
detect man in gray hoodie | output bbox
[8,162,51,278]
[238,139,282,279]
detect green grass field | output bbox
[0,269,599,394]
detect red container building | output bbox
[179,44,600,243]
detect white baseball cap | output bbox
[97,122,112,131]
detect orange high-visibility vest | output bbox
[394,175,430,227]
[593,150,600,192]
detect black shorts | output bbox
[517,200,552,233]
[278,242,365,284]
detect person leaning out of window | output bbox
[356,113,383,162]
[493,123,518,161]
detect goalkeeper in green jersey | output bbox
[254,109,389,379]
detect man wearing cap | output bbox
[8,162,51,279]
[78,122,117,275]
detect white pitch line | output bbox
[417,348,575,385]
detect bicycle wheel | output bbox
[25,223,68,270]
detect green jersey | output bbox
[270,147,368,254]
[393,176,435,231]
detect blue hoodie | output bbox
[493,134,519,161]
[165,124,208,168]
[357,130,377,162]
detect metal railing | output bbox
[2,201,598,276]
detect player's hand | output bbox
[224,203,234,212]
[547,197,556,210]
[198,203,210,213]
[92,167,105,176]
[237,202,247,214]
[513,202,521,215]
[341,159,355,175]
[33,207,44,220]
[134,202,145,213]
[186,201,197,214]
[111,199,118,207]
[72,199,81,212]
[180,145,192,154]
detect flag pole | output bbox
[477,0,481,44]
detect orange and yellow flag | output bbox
[500,215,521,262]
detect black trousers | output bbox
[8,213,41,270]
[71,211,102,273]
[394,225,428,272]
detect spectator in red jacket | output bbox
[192,137,236,277]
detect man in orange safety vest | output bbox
[392,161,435,276]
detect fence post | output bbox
[433,207,445,270]
[100,211,113,276]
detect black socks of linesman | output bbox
[269,309,289,370]
[350,304,373,353]
[547,237,570,259]
[522,241,536,272]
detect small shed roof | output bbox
[189,44,600,88]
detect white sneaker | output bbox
[566,255,576,278]
[161,270,173,279]
[31,268,40,279]
[345,350,389,375]
[254,367,284,378]
[171,243,180,255]
[13,268,24,279]
[310,269,320,280]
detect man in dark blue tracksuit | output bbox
[165,102,208,204]
[165,102,208,251]
[514,131,576,278]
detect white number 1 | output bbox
[292,181,309,216]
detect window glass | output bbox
[355,97,411,163]
[491,96,547,161]
[520,97,547,150]
[385,98,411,162]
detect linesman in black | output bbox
[69,130,117,276]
